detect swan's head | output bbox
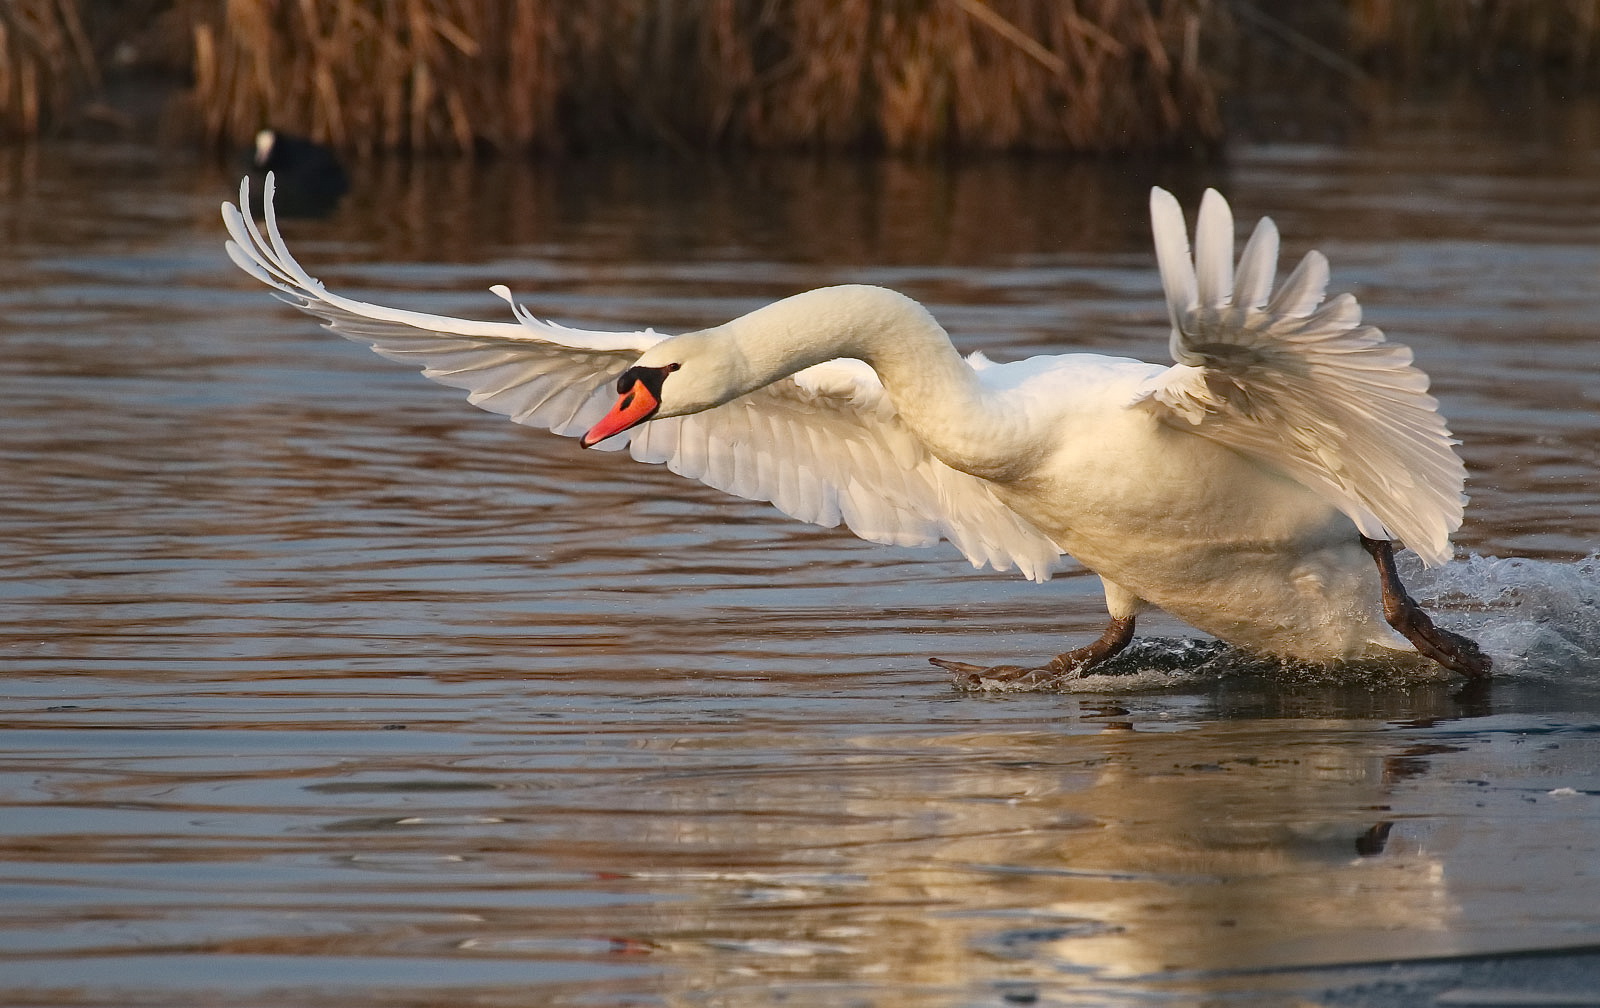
[580,331,746,448]
[579,286,896,447]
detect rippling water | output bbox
[3,98,1600,1006]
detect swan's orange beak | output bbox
[581,378,661,448]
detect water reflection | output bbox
[15,672,1589,1006]
[1,96,1599,1005]
[594,704,1479,1005]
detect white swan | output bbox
[223,176,1488,679]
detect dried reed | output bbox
[186,0,1223,155]
[0,0,99,137]
[11,1,1600,150]
[1348,0,1600,81]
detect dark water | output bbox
[3,97,1600,1006]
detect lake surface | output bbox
[3,97,1600,1006]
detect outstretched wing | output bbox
[224,175,1064,581]
[1135,187,1467,567]
[224,177,656,439]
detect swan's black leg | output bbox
[1360,536,1490,678]
[933,614,1136,686]
[1044,614,1137,673]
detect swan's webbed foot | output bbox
[934,615,1136,688]
[1361,536,1492,679]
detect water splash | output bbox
[957,555,1600,693]
[1408,553,1600,681]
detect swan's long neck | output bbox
[709,285,1042,480]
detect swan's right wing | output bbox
[622,357,1067,581]
[225,176,1066,581]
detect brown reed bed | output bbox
[7,1,1600,152]
[182,0,1221,156]
[1348,0,1600,82]
[0,0,99,138]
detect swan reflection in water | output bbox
[513,687,1491,1001]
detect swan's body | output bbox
[224,177,1485,675]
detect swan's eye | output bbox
[616,363,679,395]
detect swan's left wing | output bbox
[224,176,1065,581]
[1137,187,1466,566]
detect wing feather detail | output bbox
[1140,187,1467,566]
[224,175,1064,581]
[223,177,658,440]
[641,360,1064,580]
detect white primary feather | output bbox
[224,175,1065,581]
[1139,187,1466,566]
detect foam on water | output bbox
[1411,552,1600,681]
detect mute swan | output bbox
[223,176,1488,680]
